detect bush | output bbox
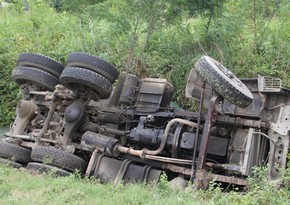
[1,0,290,125]
[204,0,290,85]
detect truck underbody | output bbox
[1,53,289,189]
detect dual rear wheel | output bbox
[0,141,87,177]
[6,52,119,176]
[12,53,64,91]
[60,52,118,99]
[12,52,119,99]
[0,141,31,168]
[27,146,87,176]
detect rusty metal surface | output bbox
[194,169,248,189]
[5,61,290,189]
[194,170,210,189]
[94,108,268,128]
[190,80,206,180]
[196,95,220,170]
[210,173,248,186]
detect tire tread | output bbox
[12,66,59,91]
[60,66,112,99]
[31,146,87,173]
[17,53,64,78]
[195,56,253,108]
[66,52,118,83]
[0,141,31,164]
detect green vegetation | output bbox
[0,163,289,204]
[0,0,289,126]
[0,1,289,203]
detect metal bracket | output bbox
[195,94,220,170]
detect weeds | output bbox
[0,163,289,205]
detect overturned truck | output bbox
[1,53,289,188]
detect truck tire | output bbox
[66,52,118,83]
[17,53,64,78]
[0,141,31,164]
[60,66,112,99]
[31,146,87,173]
[0,158,23,168]
[26,162,71,177]
[195,56,253,108]
[12,66,59,91]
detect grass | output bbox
[0,164,200,205]
[0,164,289,205]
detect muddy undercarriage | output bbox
[1,53,289,189]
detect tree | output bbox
[83,0,224,75]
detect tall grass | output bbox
[205,0,290,84]
[0,163,289,205]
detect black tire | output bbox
[31,146,87,173]
[12,66,59,91]
[17,53,65,78]
[60,66,112,99]
[26,162,71,177]
[195,56,253,108]
[66,52,118,83]
[0,158,23,168]
[0,141,31,164]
